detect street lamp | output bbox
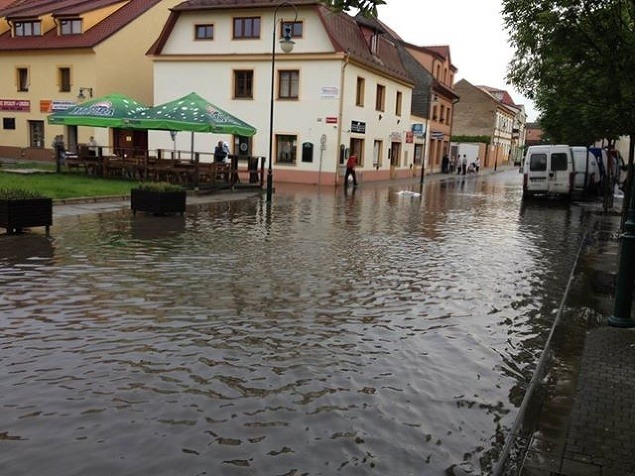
[266,1,298,202]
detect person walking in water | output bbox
[344,154,358,187]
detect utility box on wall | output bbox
[302,142,313,163]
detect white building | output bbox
[147,0,415,185]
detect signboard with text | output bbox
[350,120,366,134]
[0,99,30,112]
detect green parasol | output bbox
[47,93,148,128]
[131,92,256,136]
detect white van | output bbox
[571,146,600,194]
[522,145,575,198]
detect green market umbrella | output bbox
[47,93,148,128]
[132,92,257,136]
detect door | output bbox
[548,151,571,194]
[112,129,148,157]
[389,141,401,178]
[28,120,45,148]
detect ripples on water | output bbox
[0,171,585,475]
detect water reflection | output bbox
[0,171,586,475]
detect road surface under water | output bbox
[0,170,587,475]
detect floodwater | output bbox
[0,170,587,475]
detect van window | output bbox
[529,153,547,171]
[551,153,568,171]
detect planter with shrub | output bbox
[131,182,186,216]
[0,188,53,234]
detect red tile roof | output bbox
[150,0,412,85]
[478,85,517,107]
[0,0,165,50]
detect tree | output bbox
[503,0,635,218]
[320,0,385,16]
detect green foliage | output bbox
[451,135,491,145]
[0,170,133,199]
[0,188,44,200]
[135,182,184,193]
[503,0,635,143]
[320,0,385,16]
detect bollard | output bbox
[608,175,635,327]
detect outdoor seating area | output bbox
[65,146,266,189]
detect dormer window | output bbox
[60,19,82,35]
[370,33,378,55]
[14,20,41,37]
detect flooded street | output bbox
[0,170,588,475]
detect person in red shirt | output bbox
[345,154,358,187]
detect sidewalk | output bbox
[512,206,635,475]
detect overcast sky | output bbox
[376,0,539,121]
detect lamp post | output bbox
[609,173,635,328]
[266,2,298,202]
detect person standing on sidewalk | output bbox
[344,154,358,187]
[461,155,468,175]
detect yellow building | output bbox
[0,0,180,160]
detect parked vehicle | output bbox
[589,147,626,192]
[522,145,575,199]
[571,146,600,194]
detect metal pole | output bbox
[266,2,296,202]
[266,13,277,202]
[609,174,635,327]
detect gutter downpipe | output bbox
[335,52,350,186]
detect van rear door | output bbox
[549,151,572,194]
[526,152,548,193]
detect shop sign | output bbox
[326,116,338,124]
[411,123,426,137]
[351,120,366,134]
[0,99,30,112]
[405,131,414,143]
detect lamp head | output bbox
[279,24,295,53]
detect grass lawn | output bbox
[0,169,136,199]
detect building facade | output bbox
[0,0,181,160]
[453,79,522,168]
[147,0,416,186]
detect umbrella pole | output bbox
[191,131,199,187]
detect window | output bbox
[234,70,253,99]
[59,67,71,92]
[14,20,41,36]
[278,70,299,99]
[276,135,296,164]
[350,138,364,166]
[355,77,365,107]
[395,91,402,116]
[440,105,445,123]
[432,105,438,121]
[529,153,547,171]
[281,21,303,38]
[60,19,81,35]
[17,68,28,92]
[3,118,16,130]
[233,17,260,39]
[373,140,383,167]
[551,153,568,171]
[375,84,385,111]
[446,108,451,125]
[195,24,214,39]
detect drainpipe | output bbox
[335,53,349,186]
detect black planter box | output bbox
[0,198,53,234]
[130,189,186,216]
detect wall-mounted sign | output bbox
[351,120,366,134]
[405,131,414,143]
[390,131,402,141]
[0,99,30,112]
[411,123,426,137]
[321,86,339,99]
[430,131,445,140]
[52,100,76,112]
[325,116,338,124]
